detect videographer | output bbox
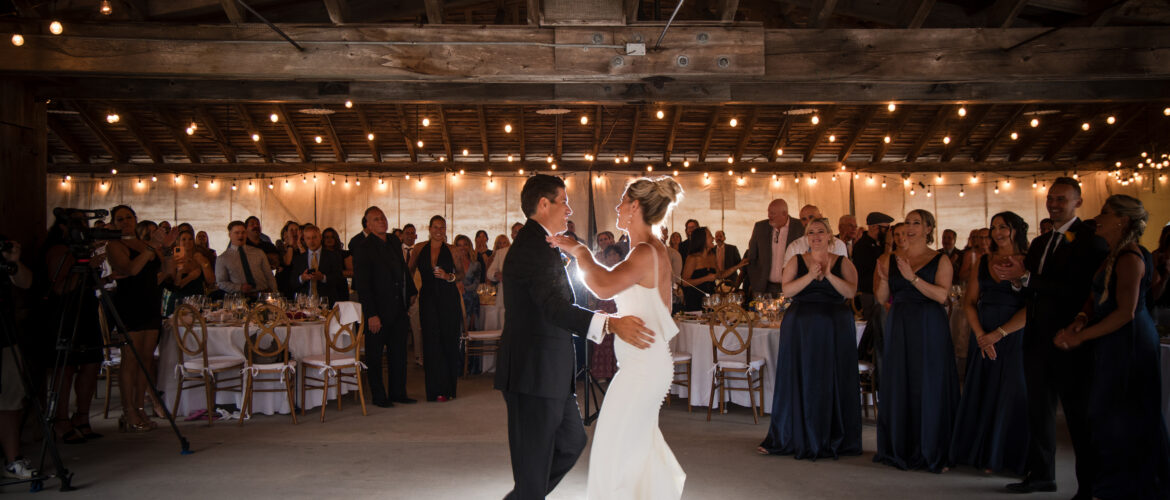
[1,235,36,479]
[105,205,175,432]
[43,216,107,444]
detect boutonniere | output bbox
[1064,232,1076,243]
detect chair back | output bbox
[323,306,364,364]
[708,303,754,361]
[244,303,292,365]
[172,304,210,366]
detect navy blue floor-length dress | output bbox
[950,256,1029,475]
[760,255,862,459]
[874,252,960,473]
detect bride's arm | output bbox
[554,237,653,300]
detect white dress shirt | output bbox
[535,221,608,344]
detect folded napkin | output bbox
[334,301,362,326]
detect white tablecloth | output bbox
[668,319,866,413]
[159,321,355,417]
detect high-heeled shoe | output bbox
[118,414,155,433]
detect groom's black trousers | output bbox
[502,390,587,500]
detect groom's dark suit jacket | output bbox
[494,219,594,399]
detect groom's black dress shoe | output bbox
[372,400,395,408]
[1005,479,1057,493]
[391,397,417,404]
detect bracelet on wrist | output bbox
[996,327,1008,338]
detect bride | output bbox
[547,176,687,500]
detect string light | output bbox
[883,135,891,144]
[926,186,933,197]
[943,135,951,144]
[463,149,469,156]
[315,136,323,144]
[422,117,430,127]
[959,185,965,197]
[750,167,757,174]
[1004,178,1011,188]
[186,126,195,136]
[518,168,524,175]
[174,174,181,184]
[507,154,514,162]
[1032,177,1038,189]
[866,175,874,185]
[970,174,979,184]
[656,110,665,119]
[909,186,915,196]
[379,177,385,184]
[269,113,279,123]
[193,178,200,189]
[367,133,375,140]
[828,135,836,142]
[11,34,24,47]
[903,177,911,187]
[673,170,680,176]
[344,100,353,109]
[49,21,63,35]
[546,155,554,163]
[794,174,800,184]
[252,133,260,142]
[267,180,274,190]
[831,173,837,182]
[106,113,120,124]
[646,165,653,172]
[405,174,410,180]
[61,178,67,187]
[1030,118,1039,128]
[683,159,690,168]
[887,102,896,112]
[958,106,967,117]
[1107,115,1116,124]
[301,175,307,184]
[811,115,820,125]
[284,179,289,187]
[1081,122,1091,131]
[726,157,734,164]
[416,140,424,148]
[355,178,361,186]
[936,173,943,182]
[994,181,1000,194]
[1164,107,1170,116]
[776,148,783,156]
[551,163,557,170]
[729,118,738,127]
[580,115,589,125]
[110,168,118,175]
[331,176,336,185]
[136,178,143,187]
[881,178,887,188]
[1010,131,1019,140]
[727,169,734,176]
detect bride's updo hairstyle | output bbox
[624,176,683,226]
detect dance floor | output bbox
[8,366,1080,499]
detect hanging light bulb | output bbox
[674,170,680,176]
[356,178,361,186]
[231,181,238,191]
[315,136,323,144]
[284,179,289,187]
[136,178,143,187]
[656,110,665,119]
[518,168,524,175]
[887,102,896,112]
[683,159,690,168]
[776,148,783,156]
[959,185,965,197]
[727,169,734,176]
[909,187,915,196]
[994,182,1000,194]
[1107,115,1116,124]
[367,133,375,141]
[970,174,979,184]
[331,176,336,185]
[49,21,63,35]
[269,113,279,123]
[646,165,653,172]
[106,113,120,124]
[422,117,430,127]
[958,106,967,117]
[1032,177,1038,189]
[344,100,353,108]
[507,154,514,162]
[943,136,952,145]
[248,179,255,190]
[726,157,734,164]
[831,173,837,182]
[110,168,118,175]
[252,133,261,142]
[926,186,933,197]
[903,177,911,187]
[794,175,800,184]
[1030,118,1040,128]
[267,181,274,189]
[828,135,836,142]
[580,115,589,125]
[150,176,157,182]
[936,173,943,182]
[1164,107,1170,116]
[344,176,349,185]
[1081,122,1091,131]
[503,123,513,134]
[729,118,738,127]
[174,174,181,183]
[551,163,557,170]
[405,174,410,180]
[11,33,24,47]
[881,178,887,188]
[1004,178,1011,187]
[186,126,195,136]
[1010,131,1019,140]
[750,167,757,174]
[883,135,891,144]
[193,178,200,189]
[416,140,424,148]
[462,149,469,156]
[811,115,820,125]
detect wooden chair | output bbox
[667,352,692,412]
[170,304,244,426]
[96,305,121,419]
[858,360,878,419]
[462,329,502,377]
[240,303,298,425]
[300,306,367,422]
[707,303,766,424]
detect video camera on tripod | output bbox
[52,208,123,249]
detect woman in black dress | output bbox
[950,211,1029,475]
[874,209,959,473]
[106,205,173,432]
[1053,195,1170,499]
[275,221,304,298]
[170,229,214,301]
[758,218,862,459]
[681,227,717,311]
[321,227,353,279]
[408,215,464,402]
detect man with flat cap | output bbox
[853,212,894,389]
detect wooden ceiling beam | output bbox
[624,0,640,23]
[1009,119,1050,162]
[769,111,790,162]
[904,0,936,28]
[838,105,877,162]
[517,107,526,162]
[986,0,1030,28]
[47,116,89,164]
[425,0,444,24]
[219,0,245,23]
[720,0,740,22]
[1042,121,1084,162]
[809,0,838,28]
[353,104,381,162]
[1077,104,1143,161]
[527,0,541,24]
[51,159,1128,176]
[555,114,563,159]
[974,105,1028,162]
[232,103,271,162]
[732,108,758,161]
[941,104,992,162]
[591,106,602,158]
[802,106,837,162]
[274,104,308,163]
[476,105,489,162]
[438,105,453,161]
[323,0,351,24]
[152,105,201,163]
[627,106,641,160]
[321,114,346,161]
[664,105,682,162]
[69,101,126,163]
[698,106,723,162]
[906,105,952,162]
[117,111,164,164]
[872,108,912,162]
[194,105,237,162]
[397,104,419,162]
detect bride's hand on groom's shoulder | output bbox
[610,315,655,349]
[546,234,584,255]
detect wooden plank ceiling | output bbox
[44,101,1166,174]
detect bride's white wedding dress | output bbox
[586,245,686,500]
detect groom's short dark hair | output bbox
[521,174,565,217]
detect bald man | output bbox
[744,199,804,295]
[782,205,849,265]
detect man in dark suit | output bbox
[743,199,803,296]
[678,219,700,258]
[854,212,894,317]
[352,206,418,408]
[996,177,1108,497]
[494,174,654,500]
[714,230,743,288]
[287,224,348,303]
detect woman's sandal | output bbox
[74,423,103,440]
[59,428,87,444]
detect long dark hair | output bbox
[321,227,342,251]
[689,227,711,256]
[988,211,1029,254]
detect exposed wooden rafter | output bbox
[321,114,346,161]
[70,101,125,163]
[232,103,271,162]
[353,104,381,162]
[940,104,992,162]
[424,0,444,24]
[974,105,1028,162]
[1009,119,1050,161]
[720,0,740,22]
[838,105,877,162]
[769,111,791,162]
[555,114,563,159]
[152,105,201,163]
[810,0,839,28]
[274,104,307,163]
[698,106,723,162]
[872,109,912,162]
[194,105,237,162]
[476,105,490,162]
[803,106,837,162]
[117,111,163,164]
[518,107,526,162]
[219,0,245,23]
[438,105,453,161]
[986,0,1030,28]
[323,0,350,24]
[733,108,758,161]
[664,106,682,162]
[627,106,641,160]
[591,106,602,159]
[905,0,936,28]
[396,104,419,162]
[47,116,89,164]
[1077,104,1143,161]
[906,105,952,162]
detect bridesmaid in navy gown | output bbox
[950,212,1030,475]
[874,209,960,473]
[1054,195,1170,499]
[758,218,862,459]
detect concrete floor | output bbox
[5,366,1080,499]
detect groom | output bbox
[495,174,655,499]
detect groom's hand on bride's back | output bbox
[610,316,655,349]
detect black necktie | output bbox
[1039,232,1061,274]
[238,246,257,287]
